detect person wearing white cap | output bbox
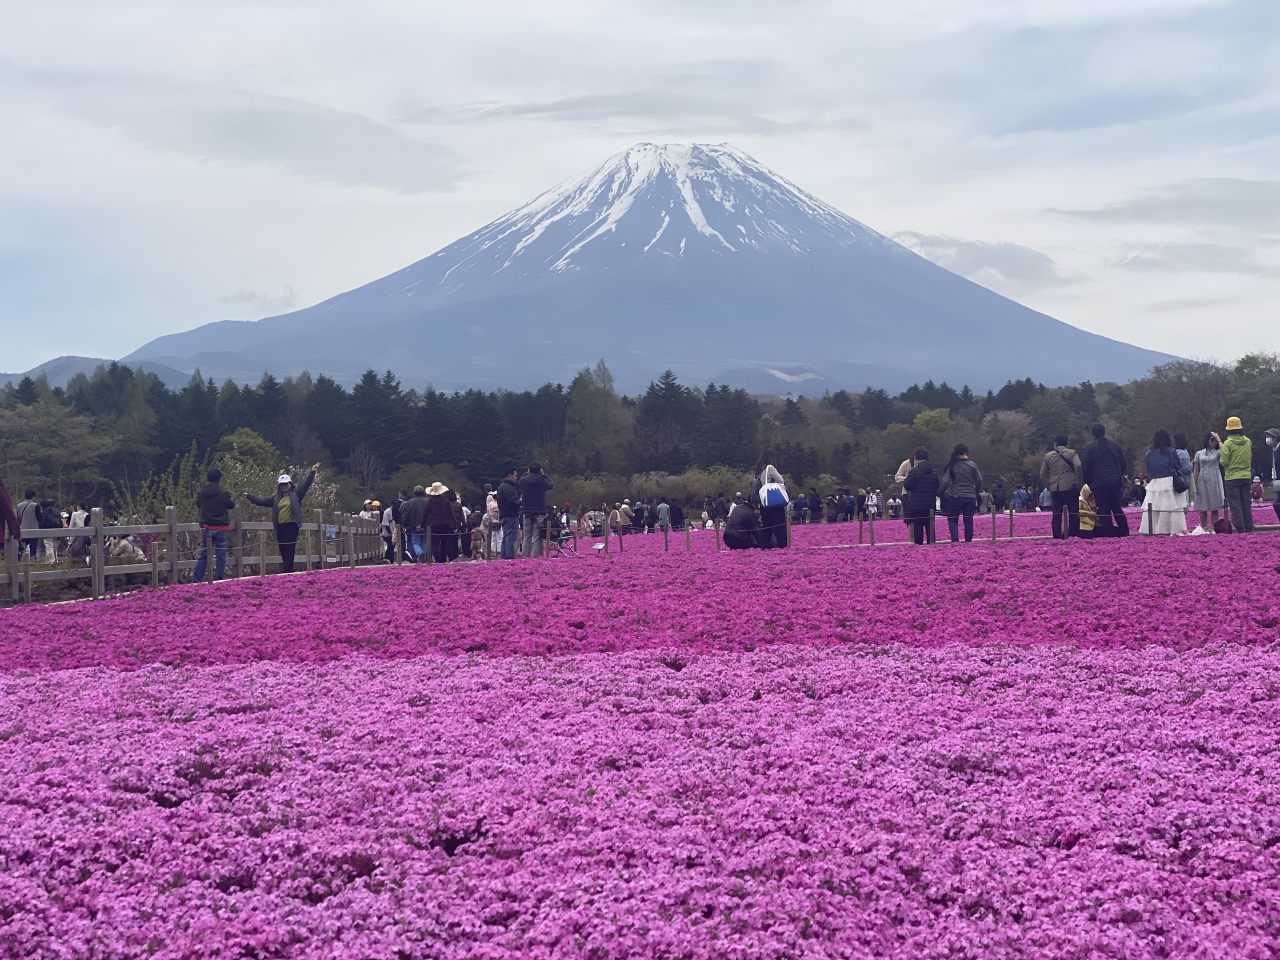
[244,462,321,573]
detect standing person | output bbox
[1266,428,1280,524]
[1081,424,1129,537]
[1190,432,1225,535]
[656,497,671,532]
[193,467,235,582]
[1037,486,1053,513]
[15,489,41,559]
[0,477,21,554]
[39,500,61,561]
[1040,435,1082,540]
[724,494,761,549]
[449,490,469,559]
[517,463,554,559]
[243,463,320,573]
[712,492,729,528]
[380,500,397,562]
[359,500,375,520]
[807,487,822,523]
[903,447,940,545]
[423,482,458,563]
[66,503,88,560]
[496,468,521,560]
[938,443,982,543]
[1220,416,1254,534]
[670,499,685,530]
[991,480,1007,513]
[401,485,430,562]
[1137,430,1187,535]
[752,449,789,549]
[393,488,412,560]
[1173,433,1194,518]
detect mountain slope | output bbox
[126,143,1172,392]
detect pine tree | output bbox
[14,376,38,406]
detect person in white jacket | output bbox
[753,450,790,549]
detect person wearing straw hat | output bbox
[1220,416,1253,533]
[244,463,320,573]
[425,481,459,563]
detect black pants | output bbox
[759,505,788,548]
[383,536,395,562]
[1050,489,1079,539]
[907,516,935,545]
[1091,481,1129,536]
[431,525,458,563]
[1224,478,1253,533]
[724,530,757,549]
[276,522,299,572]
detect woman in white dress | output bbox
[1138,429,1188,535]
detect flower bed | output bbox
[3,532,1280,957]
[3,644,1279,958]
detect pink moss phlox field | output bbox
[3,645,1280,959]
[3,535,1280,672]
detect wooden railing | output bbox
[2,507,385,604]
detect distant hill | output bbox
[122,142,1174,394]
[2,356,191,391]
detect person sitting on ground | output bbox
[724,494,761,549]
[1078,484,1097,540]
[243,463,321,574]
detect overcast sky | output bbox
[2,0,1276,373]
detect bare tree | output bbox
[1124,360,1234,453]
[346,443,386,495]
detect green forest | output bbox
[2,354,1278,518]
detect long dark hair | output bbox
[1173,432,1188,451]
[1149,429,1172,452]
[943,443,969,479]
[753,450,776,476]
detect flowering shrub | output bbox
[3,531,1280,957]
[2,533,1277,672]
[3,645,1279,958]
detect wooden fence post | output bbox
[990,505,996,542]
[316,510,326,568]
[546,518,552,559]
[1061,505,1070,540]
[858,517,864,545]
[259,532,267,577]
[928,509,937,545]
[785,509,792,549]
[603,522,609,555]
[166,506,179,584]
[1146,501,1154,535]
[4,523,18,603]
[1007,507,1014,539]
[92,507,106,597]
[151,540,159,588]
[869,514,875,546]
[714,520,721,552]
[304,524,313,572]
[347,518,356,570]
[663,523,669,552]
[233,506,244,578]
[685,521,691,552]
[22,555,32,604]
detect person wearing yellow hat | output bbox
[1220,416,1253,533]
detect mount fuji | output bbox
[125,143,1171,393]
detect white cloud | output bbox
[0,0,1276,370]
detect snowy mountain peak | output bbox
[418,142,884,294]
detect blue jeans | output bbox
[500,517,520,559]
[947,497,976,542]
[410,533,428,561]
[193,527,230,581]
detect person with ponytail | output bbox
[937,443,983,543]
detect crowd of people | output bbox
[6,416,1280,584]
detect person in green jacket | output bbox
[1220,416,1253,533]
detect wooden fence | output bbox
[2,507,384,604]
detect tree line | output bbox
[2,354,1277,512]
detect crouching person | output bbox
[724,494,761,550]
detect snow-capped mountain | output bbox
[126,143,1171,392]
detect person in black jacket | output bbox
[903,446,940,545]
[496,468,522,560]
[669,499,685,530]
[194,468,236,581]
[1081,423,1130,537]
[724,495,761,549]
[244,463,320,573]
[807,487,821,523]
[712,493,730,525]
[401,486,430,562]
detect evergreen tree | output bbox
[695,384,760,469]
[781,396,808,427]
[860,387,894,430]
[216,379,253,439]
[14,376,38,406]
[825,390,862,431]
[633,370,699,472]
[302,375,354,462]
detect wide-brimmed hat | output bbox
[277,474,292,485]
[1226,416,1243,430]
[428,482,449,496]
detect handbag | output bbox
[1169,450,1188,494]
[759,482,789,508]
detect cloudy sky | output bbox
[2,0,1276,373]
